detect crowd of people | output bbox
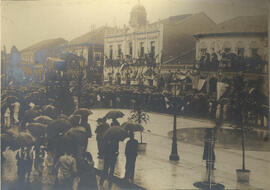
[1,84,140,190]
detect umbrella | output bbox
[65,127,88,146]
[2,96,18,105]
[57,114,69,120]
[17,132,35,146]
[27,122,47,137]
[120,122,144,132]
[103,126,128,142]
[1,133,17,149]
[47,118,72,139]
[104,111,125,119]
[69,114,81,127]
[33,115,53,125]
[72,108,93,118]
[42,105,57,118]
[24,109,40,122]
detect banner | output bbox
[217,82,229,100]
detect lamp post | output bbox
[169,74,180,161]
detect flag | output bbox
[217,82,229,100]
[197,79,206,91]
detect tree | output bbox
[225,75,262,172]
[128,89,150,143]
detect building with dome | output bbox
[103,2,216,86]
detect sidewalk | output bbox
[87,109,270,190]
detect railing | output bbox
[198,56,267,74]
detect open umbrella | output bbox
[120,121,144,132]
[33,115,53,125]
[2,96,18,105]
[27,122,47,137]
[1,133,17,149]
[47,118,72,139]
[69,114,81,127]
[24,109,40,122]
[104,110,125,119]
[57,114,69,120]
[72,108,93,118]
[65,126,88,146]
[42,105,57,118]
[17,132,35,147]
[103,126,128,142]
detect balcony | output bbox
[198,55,267,74]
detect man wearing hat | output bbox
[95,118,109,159]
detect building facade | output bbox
[103,3,216,86]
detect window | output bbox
[109,45,113,59]
[140,42,144,57]
[129,42,133,57]
[150,41,155,57]
[118,44,122,57]
[237,48,244,57]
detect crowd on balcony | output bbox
[105,53,157,68]
[198,48,266,73]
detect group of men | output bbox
[95,118,139,187]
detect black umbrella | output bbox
[42,105,57,118]
[120,121,144,132]
[103,126,128,142]
[65,126,88,146]
[105,110,125,119]
[69,114,81,127]
[72,108,93,118]
[47,118,72,139]
[17,132,35,147]
[27,122,47,137]
[24,109,40,122]
[33,115,53,125]
[1,133,17,149]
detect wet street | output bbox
[87,109,270,190]
[2,108,270,190]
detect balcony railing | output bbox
[198,55,267,74]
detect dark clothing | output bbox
[203,140,215,170]
[111,119,120,127]
[81,122,92,138]
[16,148,33,185]
[95,123,109,157]
[203,141,215,161]
[124,139,138,180]
[77,152,98,190]
[100,141,119,185]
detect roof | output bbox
[69,26,113,45]
[195,15,267,37]
[163,49,196,65]
[21,38,67,52]
[150,14,192,26]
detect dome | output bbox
[129,4,147,28]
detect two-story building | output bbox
[103,3,216,86]
[20,38,67,81]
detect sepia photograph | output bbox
[1,0,269,190]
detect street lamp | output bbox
[169,73,180,161]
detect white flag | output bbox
[197,79,206,91]
[217,82,229,100]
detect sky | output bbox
[1,0,269,52]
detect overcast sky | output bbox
[1,0,269,52]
